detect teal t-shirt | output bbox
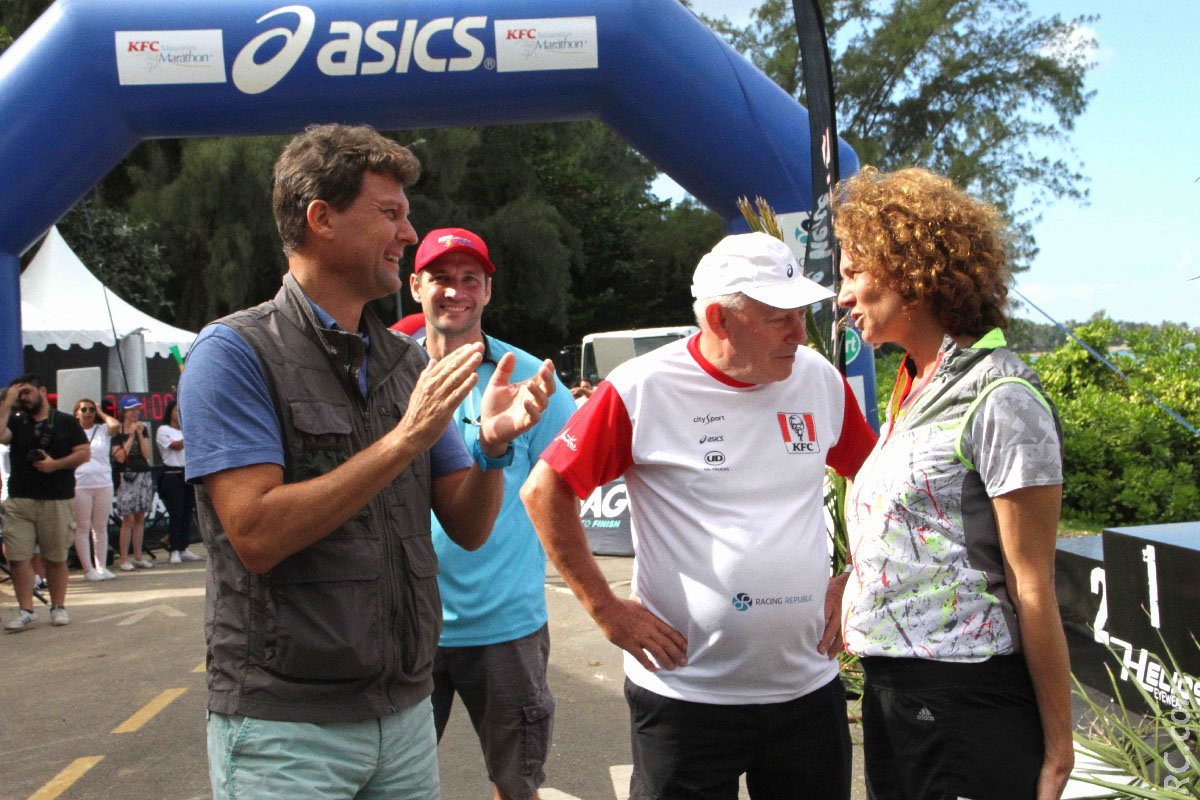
[428,334,576,647]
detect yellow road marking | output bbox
[27,756,104,800]
[192,661,205,673]
[112,688,187,734]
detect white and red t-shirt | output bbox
[541,335,876,704]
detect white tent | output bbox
[20,226,195,358]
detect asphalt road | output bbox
[0,551,868,800]
[3,549,1112,800]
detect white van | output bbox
[580,326,698,384]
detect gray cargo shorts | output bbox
[431,623,554,800]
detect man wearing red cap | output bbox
[409,228,576,800]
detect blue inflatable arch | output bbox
[0,0,869,407]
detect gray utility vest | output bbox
[196,272,437,723]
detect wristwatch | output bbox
[472,438,514,471]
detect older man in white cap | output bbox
[521,233,877,799]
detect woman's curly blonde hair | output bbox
[833,166,1010,338]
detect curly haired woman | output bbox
[835,167,1073,800]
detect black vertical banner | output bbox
[791,0,843,367]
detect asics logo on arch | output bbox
[231,5,489,95]
[230,8,599,95]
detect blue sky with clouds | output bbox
[657,0,1200,327]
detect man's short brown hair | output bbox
[833,166,1010,338]
[272,124,420,255]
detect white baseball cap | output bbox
[690,232,834,309]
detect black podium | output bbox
[1056,522,1200,712]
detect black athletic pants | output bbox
[158,469,194,553]
[860,655,1044,800]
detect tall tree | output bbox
[406,121,721,354]
[57,197,175,317]
[126,136,288,330]
[116,123,723,357]
[707,0,1096,265]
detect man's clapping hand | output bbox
[478,353,555,453]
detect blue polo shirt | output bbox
[180,300,470,484]
[424,333,576,646]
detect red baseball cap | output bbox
[414,227,496,274]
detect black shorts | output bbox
[624,675,851,800]
[860,655,1044,800]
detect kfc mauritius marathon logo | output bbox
[114,30,227,85]
[116,7,598,93]
[777,412,821,455]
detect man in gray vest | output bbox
[179,123,556,800]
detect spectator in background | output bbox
[73,397,119,581]
[111,395,154,571]
[156,399,199,564]
[569,380,594,407]
[2,375,90,631]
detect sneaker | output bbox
[34,576,47,590]
[134,558,154,569]
[83,569,105,582]
[179,550,203,562]
[5,609,37,632]
[119,561,135,572]
[169,551,182,564]
[102,568,117,580]
[50,607,70,626]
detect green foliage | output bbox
[1006,316,1068,353]
[103,123,723,359]
[706,0,1097,266]
[1035,320,1200,526]
[871,343,904,422]
[126,137,288,330]
[57,198,175,317]
[1072,639,1200,797]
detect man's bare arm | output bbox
[40,443,90,472]
[205,344,485,573]
[521,461,688,672]
[429,466,503,551]
[429,351,557,551]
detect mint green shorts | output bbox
[207,699,440,800]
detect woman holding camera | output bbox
[111,395,154,571]
[72,398,119,581]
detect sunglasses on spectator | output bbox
[78,406,96,412]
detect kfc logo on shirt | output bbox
[776,412,821,454]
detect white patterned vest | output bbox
[843,329,1062,661]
